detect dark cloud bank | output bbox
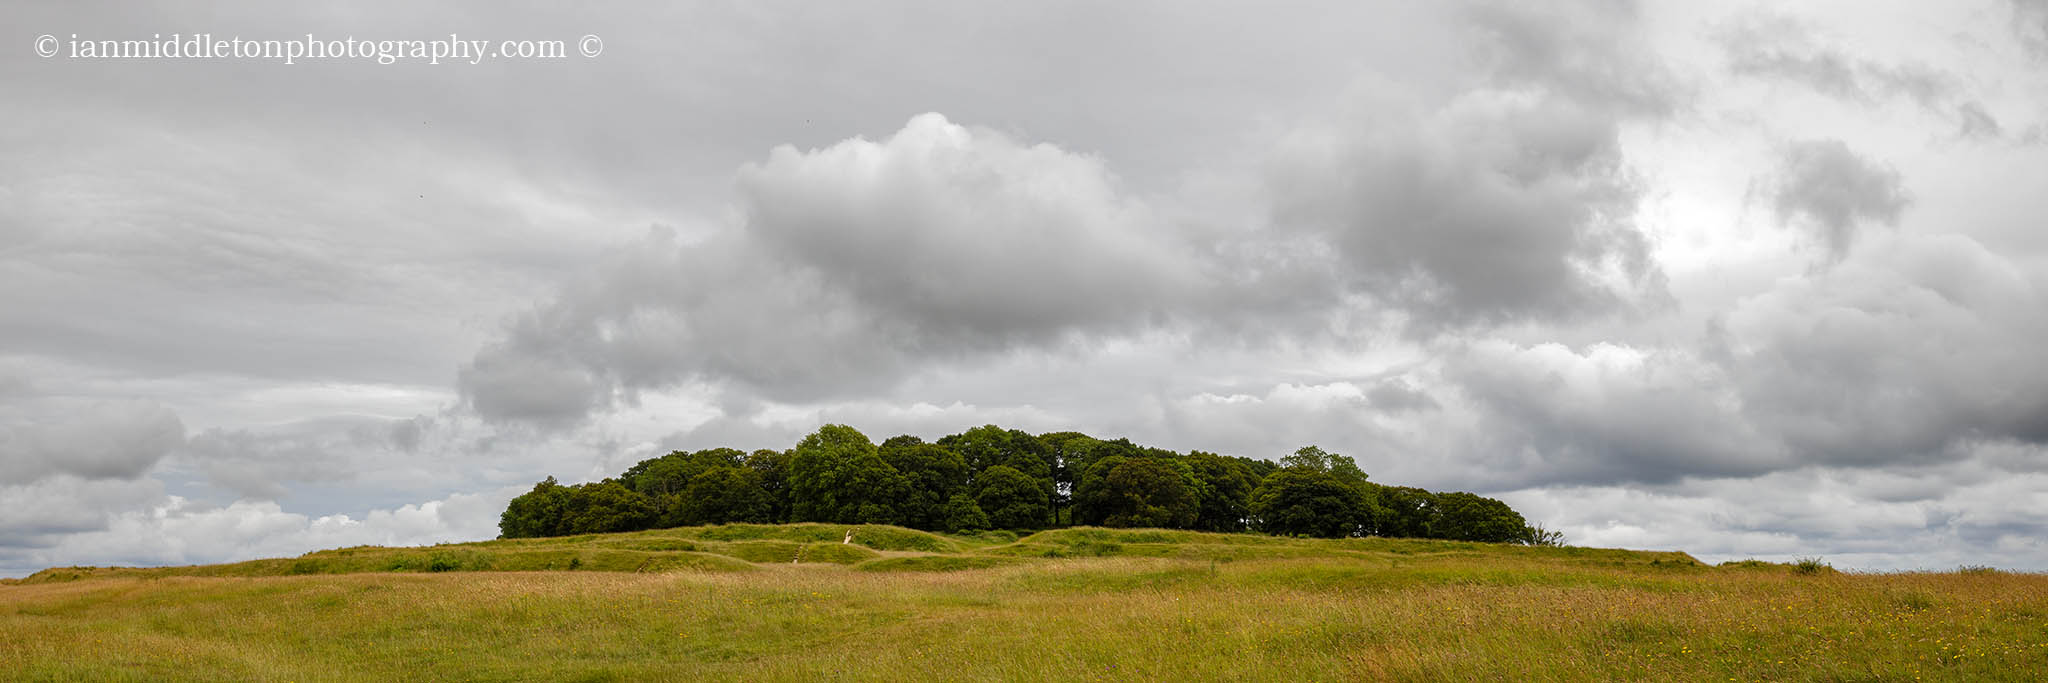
[461,2,1680,421]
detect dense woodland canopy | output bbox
[499,425,1561,545]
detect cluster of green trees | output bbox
[499,424,1559,545]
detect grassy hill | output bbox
[4,525,2045,681]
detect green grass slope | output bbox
[10,523,978,583]
[10,524,1691,583]
[5,525,2045,681]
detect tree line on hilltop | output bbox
[499,424,1563,545]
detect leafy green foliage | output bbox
[744,448,792,521]
[499,477,569,539]
[623,448,746,498]
[500,477,659,538]
[880,438,969,530]
[1069,455,1129,526]
[1374,485,1436,538]
[788,425,909,524]
[940,425,1051,481]
[941,493,990,533]
[943,425,1057,523]
[976,465,1049,530]
[1185,452,1260,532]
[1094,457,1198,529]
[1249,467,1374,538]
[1522,524,1567,547]
[496,426,1554,548]
[556,479,659,535]
[1428,492,1527,543]
[672,466,773,526]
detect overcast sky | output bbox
[5,1,2047,577]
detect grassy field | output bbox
[3,525,2045,681]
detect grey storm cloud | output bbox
[1441,341,1786,487]
[1505,460,2048,570]
[1422,232,2048,490]
[0,486,518,579]
[1268,2,1671,332]
[736,114,1199,345]
[1156,382,1410,474]
[180,421,379,501]
[460,113,1199,423]
[1723,234,2048,461]
[0,477,166,549]
[2014,0,2048,58]
[1717,12,2003,138]
[0,399,185,484]
[1768,139,1910,260]
[166,414,492,512]
[1365,379,1440,414]
[1463,0,1678,116]
[460,2,1685,426]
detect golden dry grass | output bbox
[3,529,2045,681]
